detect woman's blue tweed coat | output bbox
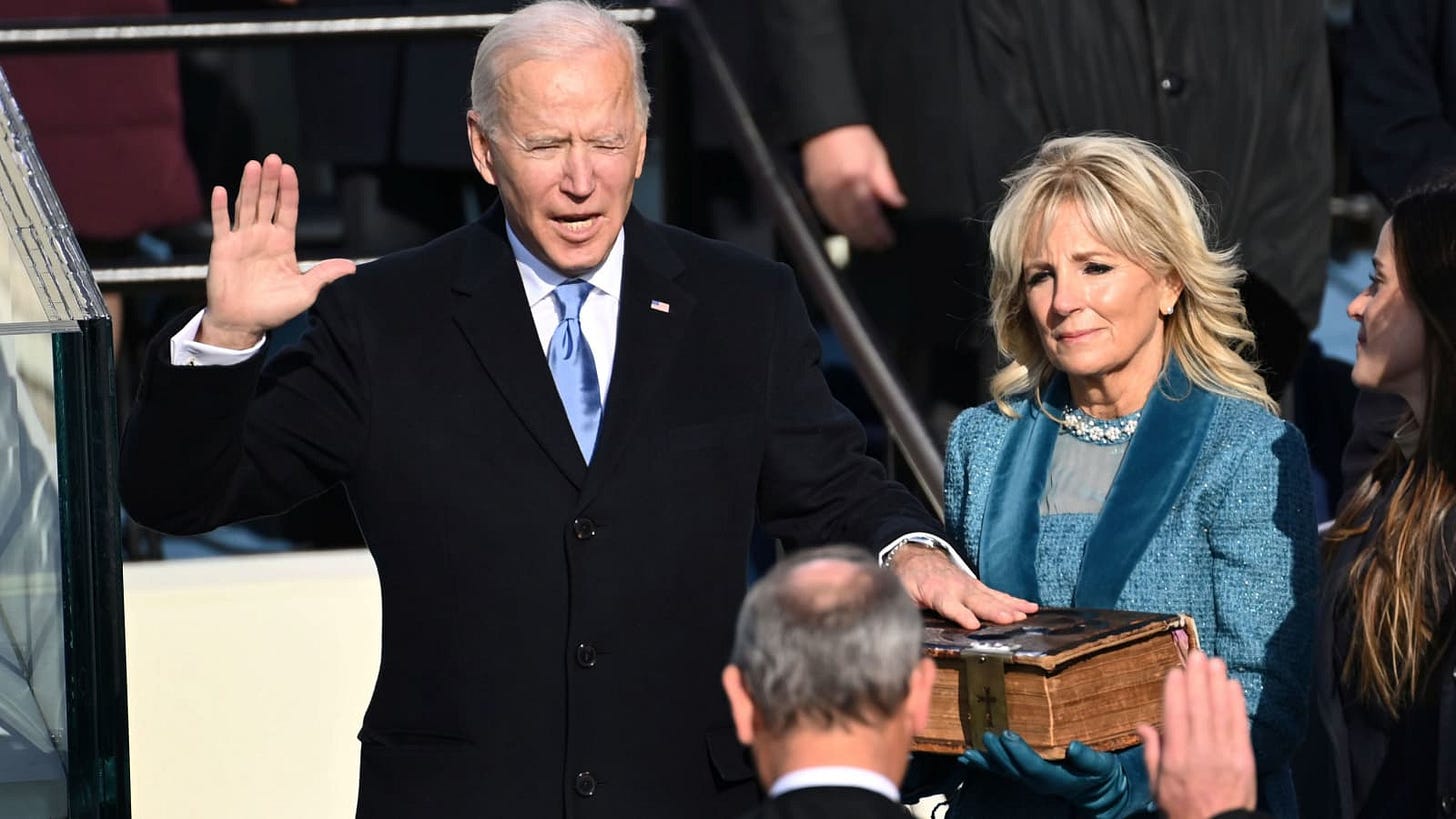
[942,382,1318,817]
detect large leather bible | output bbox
[916,608,1199,760]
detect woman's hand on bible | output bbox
[888,544,1037,629]
[960,732,1141,819]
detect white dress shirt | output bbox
[768,765,900,802]
[507,222,622,401]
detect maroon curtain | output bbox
[1,0,201,240]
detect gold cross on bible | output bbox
[976,686,998,729]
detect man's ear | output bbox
[905,658,937,734]
[721,665,757,747]
[466,111,498,186]
[633,128,647,180]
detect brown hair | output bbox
[1326,183,1456,715]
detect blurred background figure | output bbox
[765,0,1331,427]
[1339,0,1456,496]
[1303,183,1456,819]
[1344,0,1456,207]
[287,0,511,257]
[764,3,989,430]
[1,0,204,361]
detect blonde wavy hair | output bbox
[986,134,1274,416]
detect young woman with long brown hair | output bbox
[1314,182,1456,818]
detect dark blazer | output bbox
[1345,0,1456,206]
[763,0,978,223]
[119,204,942,818]
[738,787,910,819]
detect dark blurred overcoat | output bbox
[1,0,201,239]
[766,0,1332,330]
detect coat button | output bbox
[572,517,597,540]
[1441,795,1456,815]
[1158,72,1186,96]
[574,771,596,797]
[576,643,597,668]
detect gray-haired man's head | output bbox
[728,546,925,735]
[463,0,651,275]
[469,0,651,138]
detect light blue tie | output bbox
[548,280,602,461]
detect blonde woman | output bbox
[930,135,1317,818]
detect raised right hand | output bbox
[198,154,356,349]
[1136,652,1257,819]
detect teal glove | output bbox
[959,731,1143,819]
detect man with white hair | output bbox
[120,2,1033,816]
[722,546,935,818]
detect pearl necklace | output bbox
[1061,406,1141,445]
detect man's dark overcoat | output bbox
[119,205,942,818]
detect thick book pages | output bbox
[915,607,1198,760]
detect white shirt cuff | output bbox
[879,533,975,577]
[169,309,266,367]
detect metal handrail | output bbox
[92,261,365,285]
[13,2,946,515]
[0,9,654,51]
[662,2,945,513]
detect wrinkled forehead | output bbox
[506,66,640,139]
[498,45,638,107]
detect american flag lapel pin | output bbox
[649,299,671,314]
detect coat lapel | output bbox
[579,209,694,507]
[450,205,587,488]
[1073,361,1216,607]
[978,361,1217,607]
[977,379,1067,602]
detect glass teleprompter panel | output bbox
[0,331,66,815]
[0,68,105,335]
[0,66,127,818]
